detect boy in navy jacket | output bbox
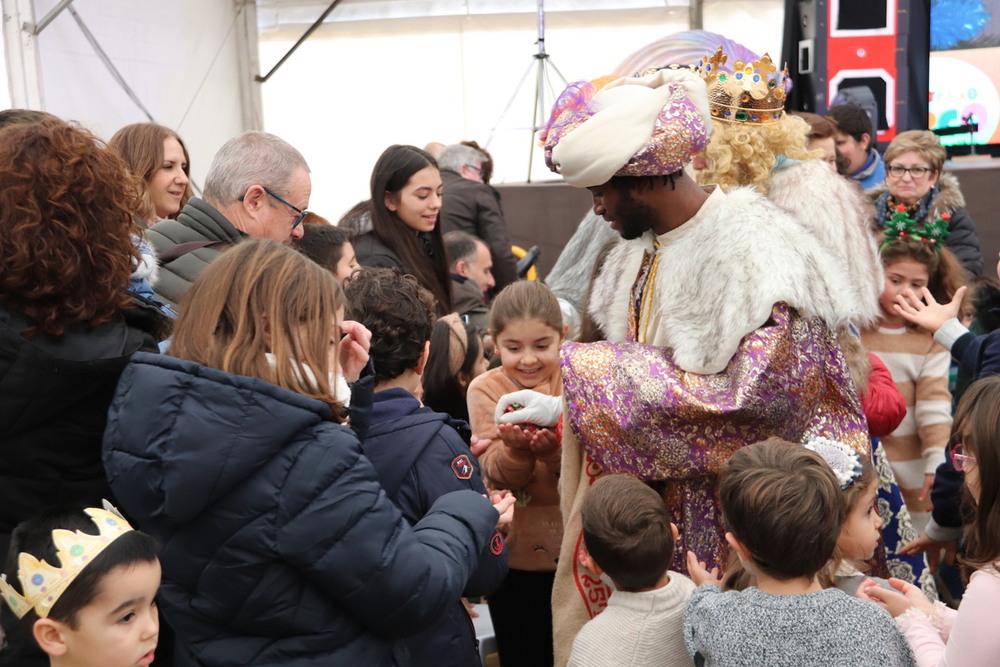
[346,267,507,667]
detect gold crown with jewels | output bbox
[698,46,787,124]
[0,503,134,618]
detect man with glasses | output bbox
[437,143,518,291]
[147,131,311,306]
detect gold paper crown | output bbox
[698,46,787,124]
[0,503,134,619]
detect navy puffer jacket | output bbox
[102,352,499,666]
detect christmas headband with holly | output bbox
[881,204,951,251]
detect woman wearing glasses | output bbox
[353,145,453,316]
[869,130,983,276]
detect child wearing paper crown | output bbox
[861,233,966,535]
[0,504,160,667]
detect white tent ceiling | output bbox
[254,0,784,219]
[3,0,784,218]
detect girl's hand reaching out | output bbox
[528,428,559,459]
[893,286,966,334]
[497,424,559,459]
[497,423,535,451]
[859,577,935,618]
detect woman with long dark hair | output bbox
[353,145,453,315]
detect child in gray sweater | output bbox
[683,438,915,667]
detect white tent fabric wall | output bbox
[1,0,255,191]
[258,0,784,223]
[0,21,9,110]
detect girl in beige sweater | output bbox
[468,281,567,666]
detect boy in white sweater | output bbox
[568,475,696,667]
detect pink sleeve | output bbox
[897,569,1000,666]
[896,604,953,667]
[937,569,1000,666]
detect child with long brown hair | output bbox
[861,235,966,534]
[467,280,567,667]
[863,376,1000,663]
[102,239,514,666]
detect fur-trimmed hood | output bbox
[588,186,857,374]
[867,171,966,220]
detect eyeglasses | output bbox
[887,165,935,179]
[239,186,308,229]
[950,443,977,472]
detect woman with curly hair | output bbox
[108,122,193,226]
[0,119,166,562]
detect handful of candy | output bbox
[504,403,540,433]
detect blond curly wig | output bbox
[696,114,818,194]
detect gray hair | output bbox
[437,143,485,174]
[203,131,309,205]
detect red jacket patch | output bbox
[490,532,504,555]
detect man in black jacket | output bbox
[147,131,311,305]
[437,143,518,291]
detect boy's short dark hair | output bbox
[826,104,873,144]
[580,475,674,591]
[292,223,354,273]
[720,438,844,581]
[344,267,436,383]
[3,505,159,630]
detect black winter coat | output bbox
[102,353,500,666]
[0,300,161,667]
[0,301,160,539]
[363,388,508,667]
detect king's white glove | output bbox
[494,389,562,427]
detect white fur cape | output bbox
[768,158,883,328]
[588,186,858,374]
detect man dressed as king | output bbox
[508,63,873,664]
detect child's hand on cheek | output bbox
[686,550,722,586]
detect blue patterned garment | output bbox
[873,439,939,599]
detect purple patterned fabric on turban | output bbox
[541,68,711,187]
